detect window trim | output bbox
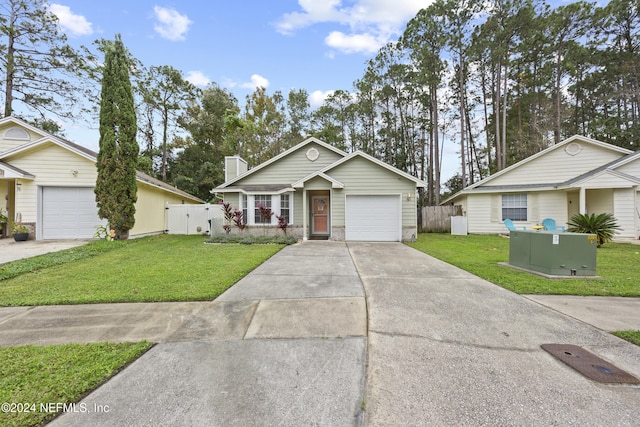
[501,193,527,222]
[280,193,291,224]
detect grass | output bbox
[0,341,152,427]
[0,239,122,281]
[0,234,284,306]
[612,330,640,346]
[407,233,640,296]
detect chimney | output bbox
[224,156,248,182]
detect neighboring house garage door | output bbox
[345,195,401,241]
[41,187,104,239]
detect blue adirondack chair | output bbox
[504,219,526,231]
[542,218,565,232]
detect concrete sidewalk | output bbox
[1,241,639,425]
[48,241,368,426]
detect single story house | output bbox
[443,135,640,241]
[212,137,426,241]
[0,116,202,240]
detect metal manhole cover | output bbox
[541,344,640,384]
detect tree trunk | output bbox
[4,14,15,117]
[458,55,467,188]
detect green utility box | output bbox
[509,230,597,276]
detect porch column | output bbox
[302,189,308,240]
[579,187,587,214]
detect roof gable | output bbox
[217,137,346,188]
[467,135,632,189]
[0,119,44,154]
[0,116,203,203]
[0,161,34,179]
[292,171,344,189]
[322,150,427,187]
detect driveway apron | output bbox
[50,241,367,427]
[348,242,640,426]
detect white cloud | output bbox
[309,89,334,108]
[49,4,93,36]
[153,6,192,41]
[275,0,431,54]
[325,31,382,54]
[240,74,270,90]
[185,71,210,87]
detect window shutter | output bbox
[490,195,500,222]
[529,193,538,222]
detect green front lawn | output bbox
[408,234,640,296]
[0,341,151,427]
[0,234,284,306]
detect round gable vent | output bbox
[565,142,582,156]
[306,147,319,161]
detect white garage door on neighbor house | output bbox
[345,194,401,241]
[41,187,105,239]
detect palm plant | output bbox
[566,212,620,247]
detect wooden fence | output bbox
[418,205,463,233]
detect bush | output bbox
[567,212,620,247]
[207,233,298,245]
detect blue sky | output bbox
[52,1,430,109]
[49,0,442,173]
[49,0,582,181]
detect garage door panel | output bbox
[42,187,105,239]
[345,195,400,241]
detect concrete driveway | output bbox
[0,238,90,264]
[1,241,638,426]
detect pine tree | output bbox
[94,35,138,240]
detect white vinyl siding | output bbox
[586,189,613,214]
[613,188,636,239]
[469,191,570,234]
[487,141,626,186]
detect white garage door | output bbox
[345,195,401,241]
[42,187,105,239]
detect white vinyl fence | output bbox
[165,203,224,235]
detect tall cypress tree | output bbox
[95,34,138,239]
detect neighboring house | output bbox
[443,135,640,241]
[212,137,426,241]
[0,116,202,240]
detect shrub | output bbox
[233,209,246,232]
[276,215,288,235]
[207,233,297,245]
[221,202,234,234]
[567,212,620,247]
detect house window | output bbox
[502,194,527,221]
[280,194,290,223]
[241,194,248,224]
[254,195,272,224]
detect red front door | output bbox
[312,196,329,234]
